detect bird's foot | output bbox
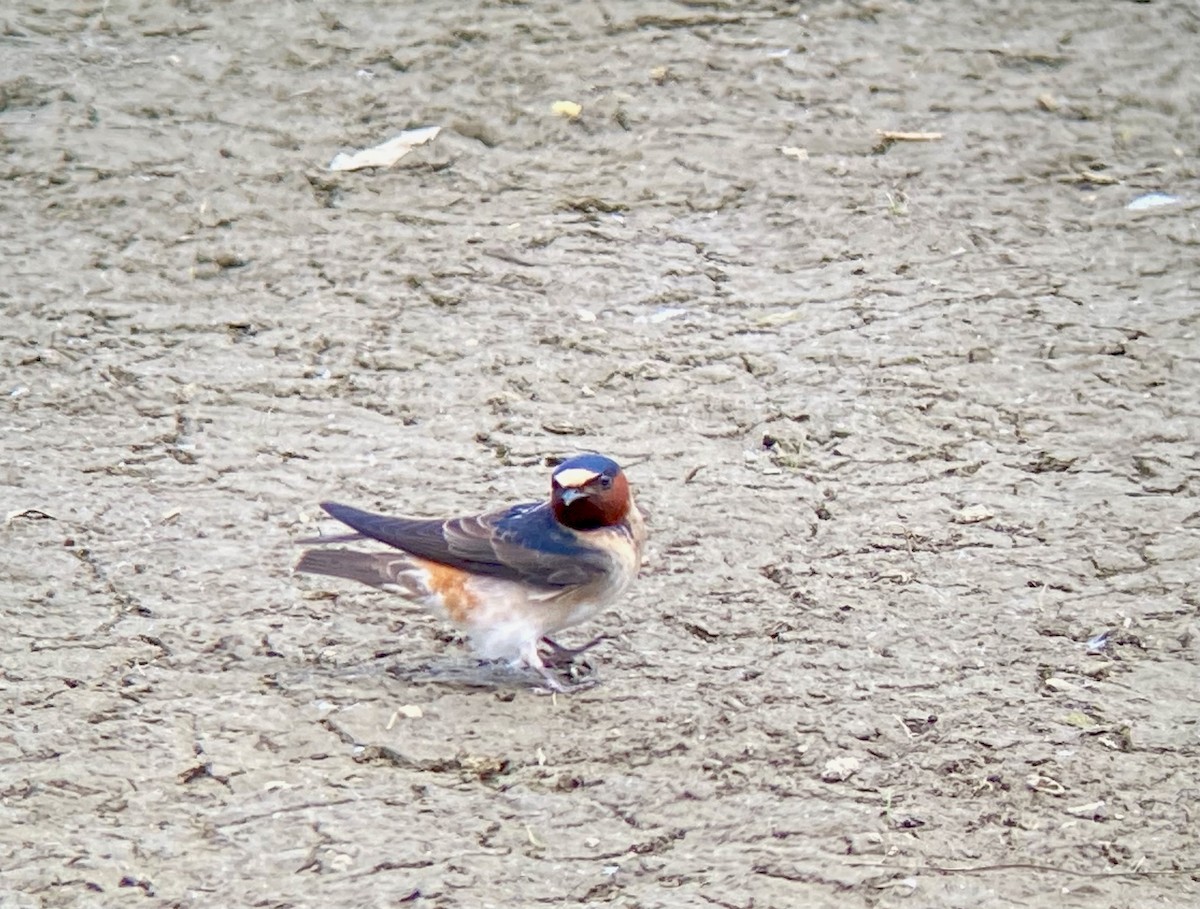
[538,634,611,669]
[530,663,600,695]
[519,638,603,694]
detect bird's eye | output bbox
[599,475,613,489]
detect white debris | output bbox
[1126,192,1180,211]
[330,126,442,172]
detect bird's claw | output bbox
[538,634,611,669]
[531,665,600,695]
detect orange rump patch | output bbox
[415,559,480,625]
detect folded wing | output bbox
[316,501,612,589]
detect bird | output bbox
[294,453,646,692]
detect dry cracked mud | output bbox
[2,2,1199,907]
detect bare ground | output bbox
[2,1,1199,907]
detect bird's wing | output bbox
[318,501,611,589]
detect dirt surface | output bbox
[3,1,1199,906]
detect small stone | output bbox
[821,756,861,783]
[953,504,993,524]
[1064,800,1106,819]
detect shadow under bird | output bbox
[294,453,646,692]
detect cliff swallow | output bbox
[295,454,646,692]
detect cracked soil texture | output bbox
[2,1,1199,907]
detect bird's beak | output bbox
[558,488,588,506]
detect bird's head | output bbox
[550,454,632,530]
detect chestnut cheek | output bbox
[593,480,630,527]
[610,473,630,510]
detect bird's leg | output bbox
[538,634,611,668]
[520,640,598,694]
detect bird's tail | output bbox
[295,548,422,594]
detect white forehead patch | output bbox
[554,467,600,489]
